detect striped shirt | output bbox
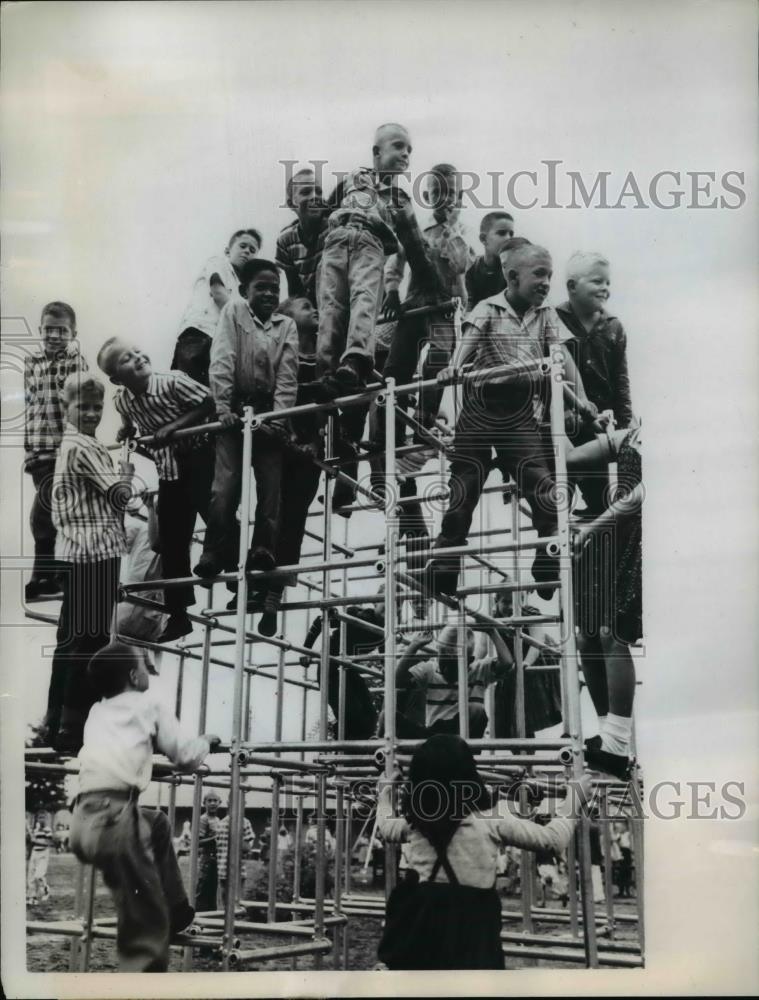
[275,219,328,306]
[24,342,89,461]
[52,425,129,562]
[113,372,211,481]
[30,825,54,852]
[409,656,507,727]
[216,814,255,881]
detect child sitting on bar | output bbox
[424,243,591,600]
[193,259,299,581]
[69,642,217,971]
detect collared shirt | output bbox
[209,300,299,417]
[113,372,211,481]
[465,255,507,310]
[178,254,242,338]
[329,170,443,297]
[24,342,89,461]
[275,218,328,306]
[408,655,507,727]
[216,814,255,880]
[52,425,129,562]
[77,690,210,794]
[555,301,633,428]
[377,782,575,889]
[385,216,477,307]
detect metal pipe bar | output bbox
[229,940,332,965]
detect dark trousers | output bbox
[71,795,188,972]
[172,327,212,387]
[383,308,455,418]
[27,456,58,581]
[265,448,322,609]
[195,853,218,912]
[157,447,214,614]
[438,397,557,556]
[202,426,283,569]
[46,557,120,744]
[568,421,612,516]
[326,659,378,740]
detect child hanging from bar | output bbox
[97,338,215,642]
[423,243,593,600]
[375,734,591,969]
[69,642,217,972]
[193,259,299,581]
[45,373,135,754]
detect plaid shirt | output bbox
[462,293,569,379]
[24,342,89,463]
[52,425,129,562]
[385,216,477,307]
[275,218,328,306]
[409,656,507,727]
[216,814,255,880]
[113,372,211,481]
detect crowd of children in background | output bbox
[22,121,642,971]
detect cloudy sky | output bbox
[1,1,757,992]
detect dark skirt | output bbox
[378,878,505,970]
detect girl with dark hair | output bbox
[376,734,590,969]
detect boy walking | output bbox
[69,642,214,972]
[23,301,89,599]
[97,339,215,641]
[46,374,134,753]
[425,244,590,599]
[194,259,299,579]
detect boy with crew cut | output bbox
[24,301,89,599]
[46,374,134,754]
[194,259,299,580]
[276,167,330,306]
[316,123,444,398]
[556,252,634,515]
[424,244,592,600]
[465,212,517,309]
[70,641,216,972]
[98,338,215,642]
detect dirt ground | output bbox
[26,853,640,972]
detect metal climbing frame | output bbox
[24,322,644,970]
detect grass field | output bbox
[26,852,640,972]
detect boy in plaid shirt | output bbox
[97,338,215,642]
[24,301,89,599]
[46,373,134,754]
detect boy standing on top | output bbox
[316,123,443,397]
[97,338,215,642]
[194,259,299,579]
[23,301,89,599]
[275,167,330,306]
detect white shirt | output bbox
[178,254,242,338]
[77,691,209,793]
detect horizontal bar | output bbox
[229,939,332,965]
[501,931,641,955]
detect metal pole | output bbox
[383,378,399,899]
[168,652,186,837]
[457,597,469,738]
[222,407,255,970]
[549,344,599,968]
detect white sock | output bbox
[597,714,607,734]
[601,713,632,756]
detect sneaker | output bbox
[531,546,559,601]
[335,356,366,391]
[194,554,223,579]
[246,548,275,574]
[584,734,602,752]
[226,594,265,614]
[25,577,62,600]
[169,901,196,938]
[157,613,193,644]
[258,611,277,637]
[420,557,458,599]
[332,480,357,512]
[584,746,632,782]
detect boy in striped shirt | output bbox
[98,339,215,643]
[47,373,134,754]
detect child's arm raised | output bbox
[209,303,240,428]
[154,701,213,772]
[395,631,434,689]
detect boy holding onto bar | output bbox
[97,338,215,642]
[173,228,262,385]
[24,301,89,599]
[276,167,330,306]
[194,259,299,580]
[70,641,216,971]
[46,373,134,753]
[465,212,517,309]
[556,251,634,516]
[425,243,591,599]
